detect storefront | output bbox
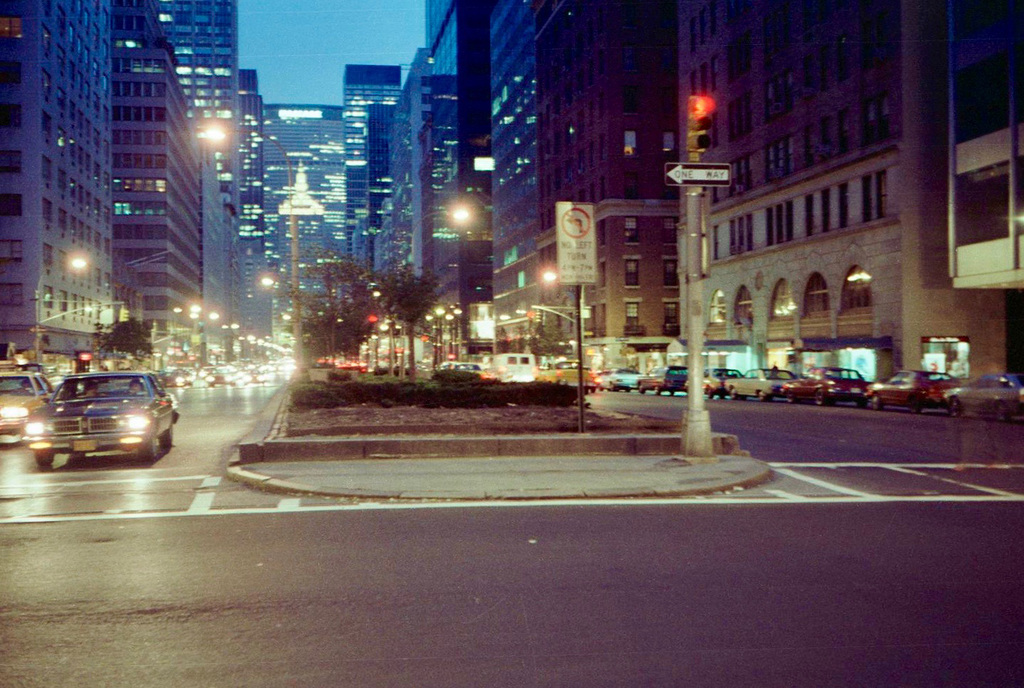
[920,336,970,378]
[796,336,893,381]
[667,339,754,372]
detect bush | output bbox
[431,369,483,385]
[289,379,578,410]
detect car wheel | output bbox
[870,395,884,411]
[786,392,799,404]
[855,398,868,409]
[908,396,923,414]
[731,389,744,400]
[136,434,160,463]
[995,401,1014,423]
[159,424,174,451]
[757,390,772,402]
[34,450,55,470]
[948,397,962,417]
[814,389,828,406]
[638,387,646,394]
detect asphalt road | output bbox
[2,503,1023,686]
[589,389,1024,464]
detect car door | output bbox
[884,372,910,405]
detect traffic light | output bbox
[686,95,715,157]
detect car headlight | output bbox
[25,421,46,435]
[0,406,29,419]
[125,415,151,430]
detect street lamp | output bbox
[34,254,90,364]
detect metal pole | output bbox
[681,186,715,459]
[575,284,585,433]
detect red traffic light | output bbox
[688,95,715,121]
[367,314,379,323]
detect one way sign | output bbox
[665,162,731,187]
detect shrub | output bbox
[431,369,481,385]
[289,379,577,410]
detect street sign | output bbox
[555,201,596,285]
[665,162,731,187]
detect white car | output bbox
[728,368,798,402]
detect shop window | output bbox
[734,285,753,327]
[841,266,872,310]
[709,290,727,323]
[803,272,830,315]
[770,280,796,318]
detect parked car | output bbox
[701,368,744,398]
[437,361,492,379]
[0,372,54,443]
[728,368,798,402]
[536,361,598,393]
[637,366,688,395]
[782,367,870,407]
[24,372,179,469]
[597,367,642,392]
[158,368,194,388]
[867,370,959,413]
[945,373,1024,421]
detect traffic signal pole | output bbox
[679,95,716,461]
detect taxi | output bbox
[0,372,54,443]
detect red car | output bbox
[866,370,958,413]
[782,367,870,407]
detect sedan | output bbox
[637,366,688,395]
[867,370,958,413]
[946,373,1024,421]
[0,372,54,443]
[782,367,870,407]
[702,368,744,398]
[728,368,798,402]
[24,372,179,469]
[598,368,642,392]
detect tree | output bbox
[376,266,439,382]
[531,314,571,360]
[95,318,151,360]
[302,250,376,361]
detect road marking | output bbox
[5,492,1024,524]
[885,466,929,476]
[769,462,1020,469]
[200,476,221,489]
[0,474,214,491]
[766,489,809,501]
[772,467,883,499]
[187,492,215,514]
[277,498,302,511]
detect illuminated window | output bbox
[0,17,23,38]
[770,280,796,318]
[803,273,829,315]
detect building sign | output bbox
[555,202,596,285]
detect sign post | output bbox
[555,202,596,434]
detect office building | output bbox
[684,0,1008,380]
[111,0,204,367]
[342,64,401,262]
[490,0,540,353]
[533,0,680,372]
[0,0,114,371]
[426,0,498,356]
[379,50,432,273]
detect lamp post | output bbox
[34,253,90,364]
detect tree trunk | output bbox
[406,325,417,382]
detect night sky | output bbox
[239,0,426,105]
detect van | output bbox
[492,353,538,382]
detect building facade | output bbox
[533,0,681,372]
[342,64,401,263]
[684,0,1007,381]
[111,0,203,367]
[0,0,114,371]
[427,0,498,356]
[489,0,540,354]
[236,68,271,340]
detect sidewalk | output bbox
[226,389,772,500]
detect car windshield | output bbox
[825,369,863,381]
[0,376,35,396]
[924,372,953,382]
[55,376,148,401]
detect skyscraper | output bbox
[261,105,347,290]
[236,69,271,338]
[426,0,498,356]
[111,0,203,367]
[0,0,114,369]
[342,65,401,263]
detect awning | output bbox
[629,343,668,352]
[797,336,893,351]
[668,339,750,354]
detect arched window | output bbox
[803,272,830,316]
[770,280,796,319]
[841,266,872,310]
[734,285,753,326]
[709,290,726,323]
